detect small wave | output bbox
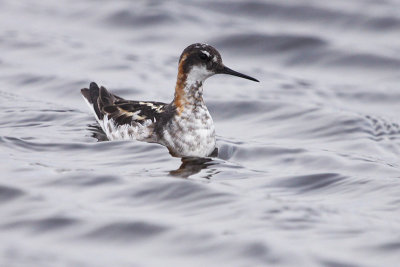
[49,174,121,187]
[14,74,55,86]
[214,33,400,70]
[319,258,359,267]
[326,52,400,69]
[365,115,400,141]
[116,179,234,209]
[0,184,25,202]
[208,100,276,120]
[214,33,326,54]
[205,1,341,21]
[3,217,80,233]
[365,16,400,31]
[0,136,90,152]
[104,10,175,27]
[229,144,306,162]
[206,1,400,32]
[83,221,168,241]
[376,240,400,252]
[271,173,347,193]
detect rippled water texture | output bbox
[1,1,400,266]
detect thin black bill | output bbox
[218,66,259,82]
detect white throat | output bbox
[186,66,213,85]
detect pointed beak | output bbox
[217,65,259,82]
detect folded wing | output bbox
[81,82,167,141]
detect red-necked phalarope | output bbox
[81,43,259,157]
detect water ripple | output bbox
[0,185,25,203]
[84,221,168,242]
[0,0,400,266]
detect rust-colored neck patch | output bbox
[174,53,188,115]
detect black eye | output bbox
[199,52,208,60]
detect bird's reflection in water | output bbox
[169,156,218,179]
[169,147,219,178]
[87,123,219,178]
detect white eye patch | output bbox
[201,50,210,57]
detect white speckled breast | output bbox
[161,104,216,157]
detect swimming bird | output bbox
[81,43,259,157]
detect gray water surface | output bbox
[1,1,400,266]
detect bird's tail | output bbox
[81,82,103,120]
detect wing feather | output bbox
[82,82,166,126]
